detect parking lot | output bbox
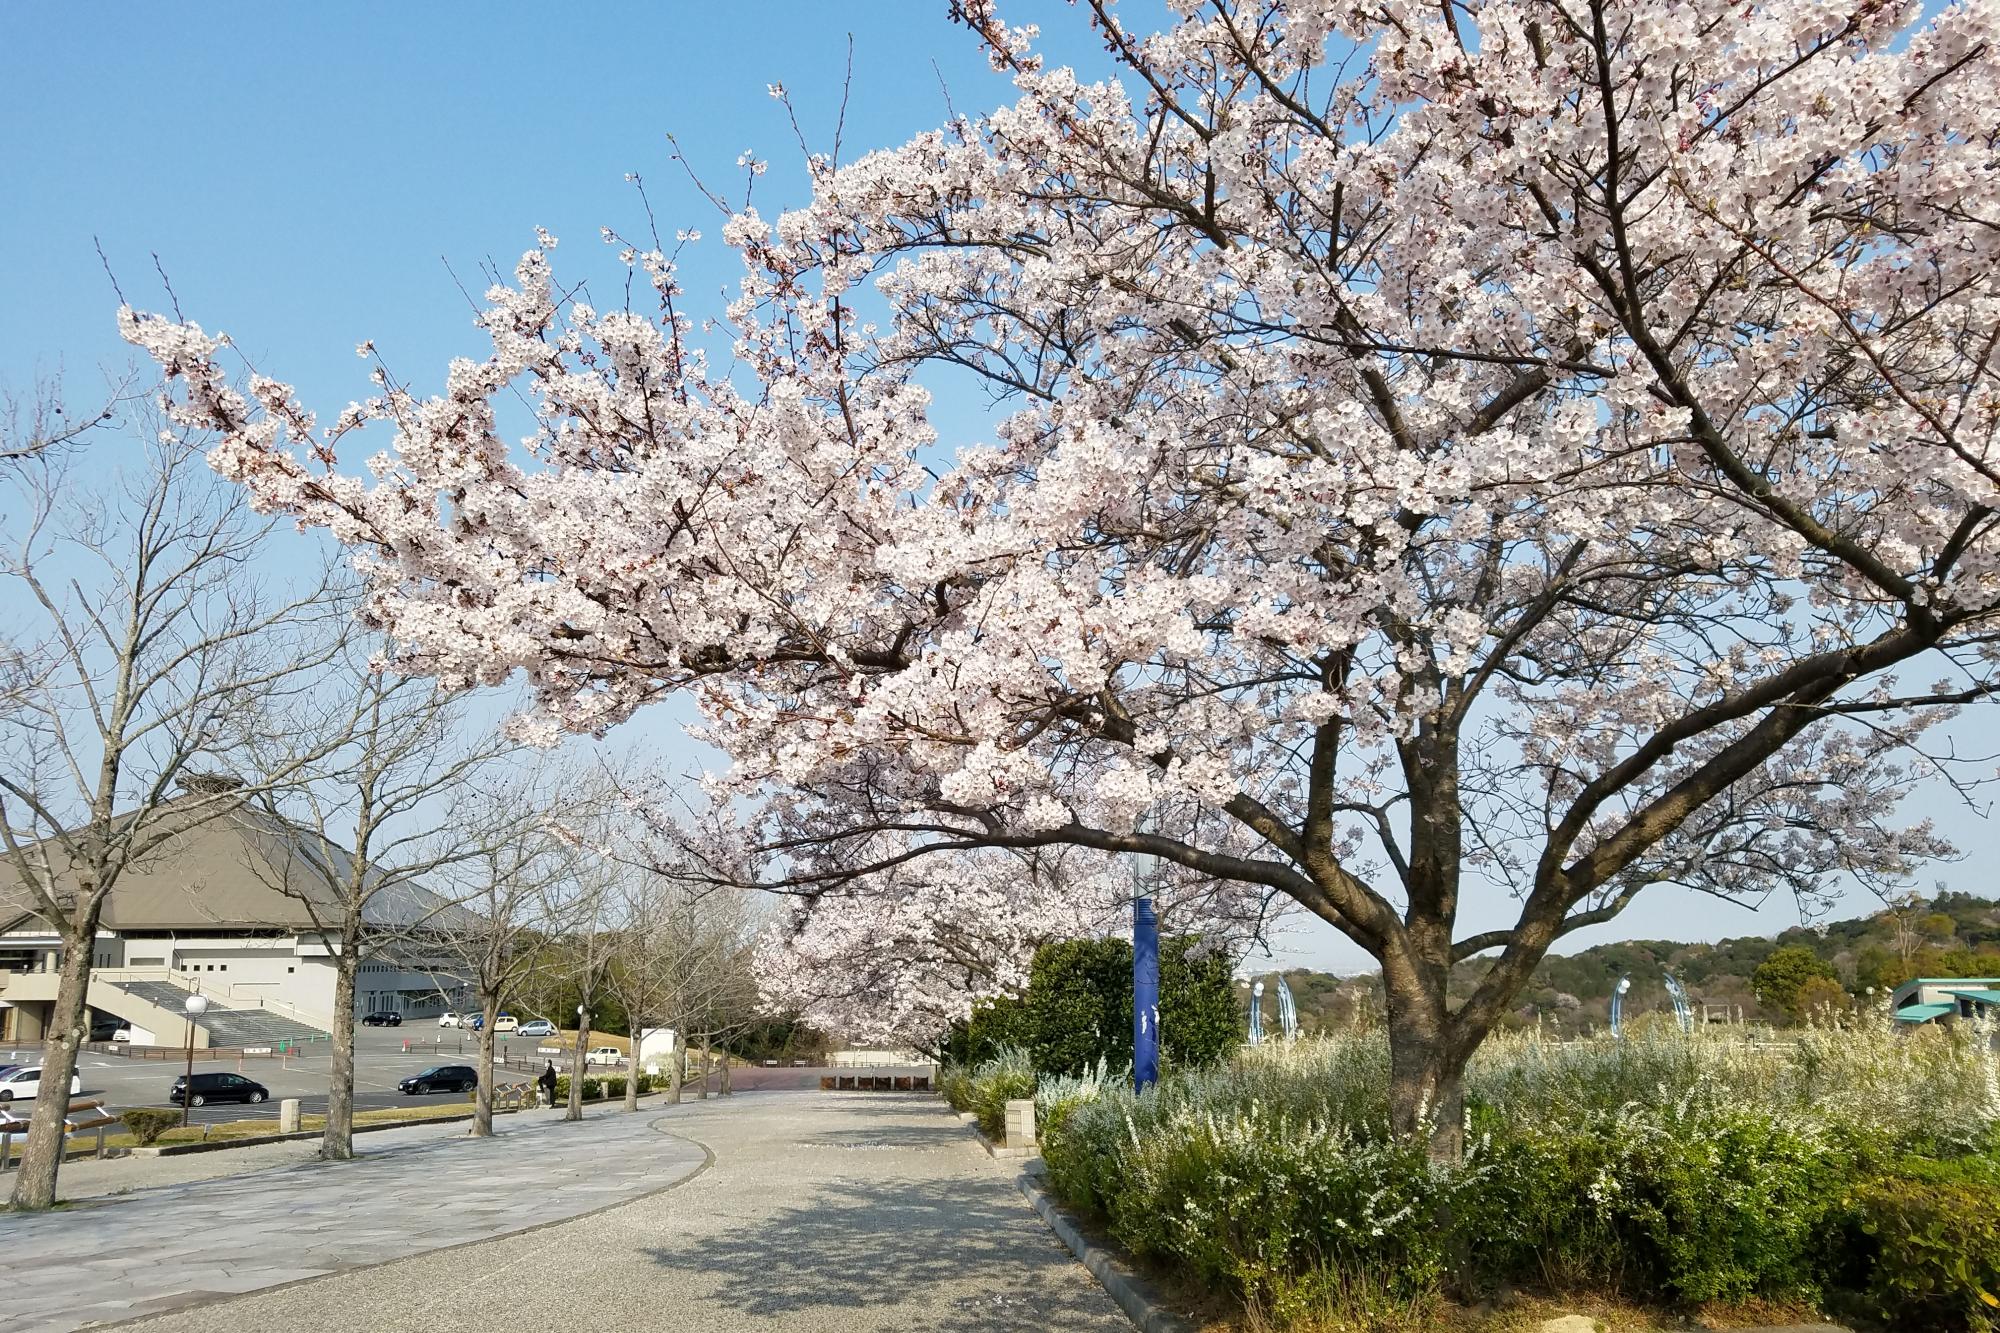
[0,1025,579,1127]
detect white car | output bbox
[585,1046,626,1066]
[437,1012,462,1029]
[0,1065,82,1103]
[111,1026,133,1043]
[492,1014,519,1033]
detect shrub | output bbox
[941,993,1031,1069]
[600,1075,627,1099]
[1034,1024,2000,1328]
[119,1107,182,1146]
[1840,1156,2000,1331]
[1025,934,1244,1076]
[1611,1096,1849,1306]
[938,1047,1037,1138]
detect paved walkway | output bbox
[1,1093,1129,1333]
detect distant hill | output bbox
[1243,891,2000,1035]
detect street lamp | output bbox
[180,994,209,1128]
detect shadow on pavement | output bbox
[643,1181,1112,1331]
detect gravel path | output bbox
[8,1092,1130,1333]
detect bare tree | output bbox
[0,421,339,1209]
[540,846,615,1123]
[244,641,516,1160]
[0,371,137,464]
[417,783,566,1136]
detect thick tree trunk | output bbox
[322,933,359,1160]
[566,1011,589,1122]
[472,991,497,1137]
[719,1050,732,1096]
[666,1035,683,1104]
[695,1040,710,1100]
[1383,964,1473,1161]
[7,933,93,1209]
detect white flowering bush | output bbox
[1040,1021,2000,1326]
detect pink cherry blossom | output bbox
[127,0,2000,1152]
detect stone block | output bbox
[278,1098,301,1135]
[1004,1097,1036,1149]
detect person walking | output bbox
[538,1060,559,1110]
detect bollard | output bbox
[1004,1098,1037,1150]
[278,1098,301,1134]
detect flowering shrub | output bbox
[938,1046,1037,1139]
[1039,1022,2000,1326]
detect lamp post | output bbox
[180,994,209,1127]
[1609,973,1632,1040]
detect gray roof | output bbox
[0,798,477,936]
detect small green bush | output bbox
[938,1047,1037,1138]
[600,1075,627,1099]
[1842,1156,2000,1331]
[119,1107,182,1146]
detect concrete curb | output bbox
[1016,1166,1196,1333]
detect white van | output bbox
[0,1065,82,1103]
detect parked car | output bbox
[492,1014,519,1033]
[111,1026,133,1043]
[516,1019,556,1038]
[87,1016,125,1042]
[466,1013,483,1031]
[437,1012,462,1029]
[170,1072,269,1107]
[399,1065,477,1095]
[0,1065,80,1103]
[585,1046,626,1067]
[360,1011,403,1027]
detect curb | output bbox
[1016,1166,1196,1333]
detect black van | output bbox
[170,1072,270,1107]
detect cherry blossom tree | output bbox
[755,844,1274,1050]
[128,0,2000,1154]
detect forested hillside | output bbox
[1245,892,2000,1035]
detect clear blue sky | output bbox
[3,2,1991,972]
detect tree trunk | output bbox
[623,1012,641,1112]
[1383,967,1471,1161]
[7,933,93,1209]
[695,1040,710,1100]
[472,991,497,1137]
[719,1050,732,1096]
[322,931,359,1160]
[666,1035,683,1104]
[566,1010,589,1122]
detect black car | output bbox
[360,1011,403,1027]
[170,1072,270,1107]
[399,1065,476,1095]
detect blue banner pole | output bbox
[1134,897,1160,1091]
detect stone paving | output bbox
[2,1091,1129,1333]
[0,1107,707,1331]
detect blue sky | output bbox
[3,2,1991,972]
